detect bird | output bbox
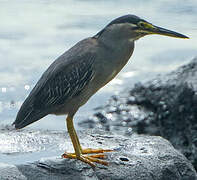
[13,14,189,167]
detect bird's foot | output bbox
[62,148,113,167]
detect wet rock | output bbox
[79,57,197,171]
[0,128,196,180]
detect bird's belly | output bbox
[53,57,130,116]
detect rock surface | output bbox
[0,128,196,180]
[79,57,197,171]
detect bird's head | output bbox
[95,15,189,42]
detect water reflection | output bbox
[0,0,196,130]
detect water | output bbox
[0,0,197,131]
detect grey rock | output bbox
[79,57,197,171]
[0,128,196,180]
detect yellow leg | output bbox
[72,126,112,154]
[61,115,113,167]
[73,125,83,152]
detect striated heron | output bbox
[13,15,189,167]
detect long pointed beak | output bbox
[150,25,189,39]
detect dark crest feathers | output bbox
[94,14,142,38]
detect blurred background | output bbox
[0,0,196,130]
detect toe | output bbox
[85,156,109,166]
[79,155,96,167]
[82,148,114,154]
[87,154,106,159]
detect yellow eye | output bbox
[138,21,149,29]
[138,21,156,30]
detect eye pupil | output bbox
[140,23,145,28]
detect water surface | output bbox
[0,0,196,130]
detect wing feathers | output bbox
[13,38,97,129]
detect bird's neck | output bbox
[96,36,135,74]
[97,35,134,54]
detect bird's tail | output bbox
[13,98,48,129]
